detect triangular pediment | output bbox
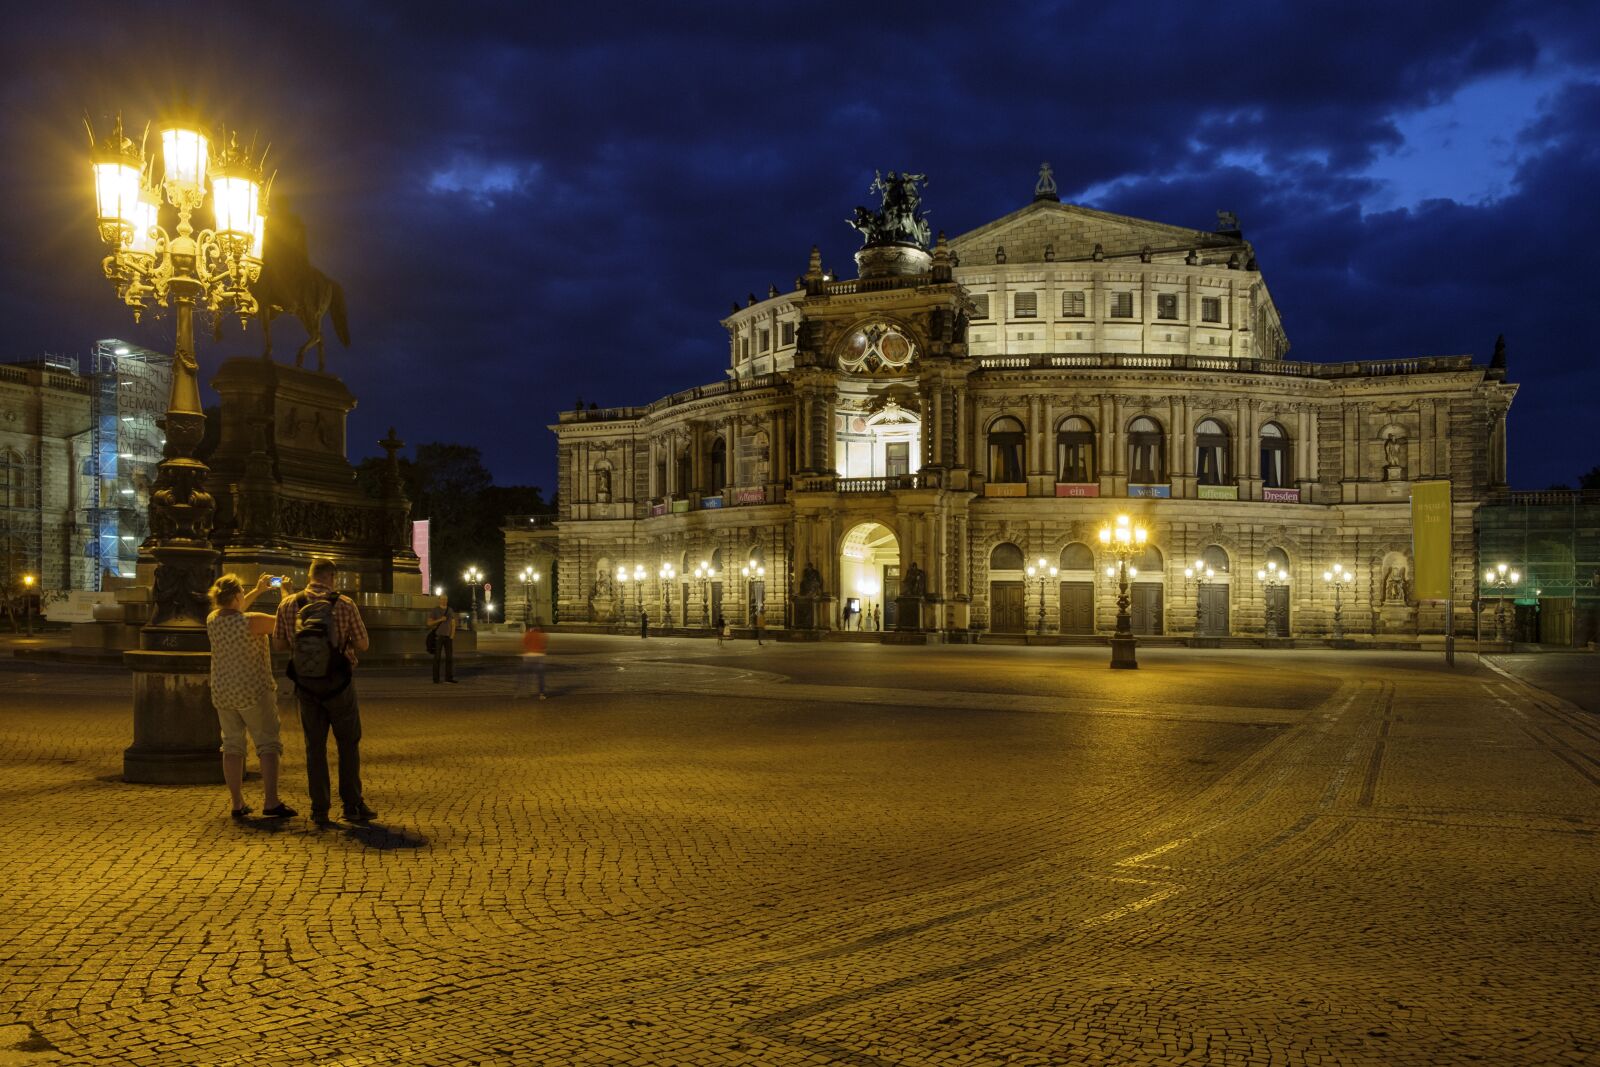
[948,200,1247,266]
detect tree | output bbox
[1580,466,1600,492]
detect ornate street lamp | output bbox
[659,562,676,627]
[693,560,716,628]
[1024,557,1058,635]
[21,574,35,637]
[742,562,766,625]
[89,115,268,647]
[518,567,537,628]
[1322,563,1352,642]
[463,566,485,628]
[1257,560,1290,638]
[1183,560,1216,637]
[1098,514,1146,669]
[89,113,271,784]
[1484,562,1520,642]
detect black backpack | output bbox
[290,591,349,695]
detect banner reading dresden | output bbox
[1410,480,1452,600]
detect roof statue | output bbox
[848,170,932,249]
[1034,162,1060,202]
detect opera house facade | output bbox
[549,168,1516,639]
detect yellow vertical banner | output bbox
[1411,480,1453,600]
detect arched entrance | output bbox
[840,522,899,630]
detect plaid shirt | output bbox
[275,583,369,666]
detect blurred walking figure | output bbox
[517,625,548,699]
[640,609,650,639]
[427,592,457,683]
[275,558,374,825]
[714,611,726,648]
[207,573,295,820]
[755,606,766,646]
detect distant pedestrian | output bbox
[207,573,295,820]
[640,610,650,639]
[517,625,548,699]
[755,606,766,646]
[714,612,726,648]
[427,593,457,683]
[275,558,375,826]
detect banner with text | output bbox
[1410,480,1452,600]
[413,519,431,593]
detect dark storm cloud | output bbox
[2,0,1596,490]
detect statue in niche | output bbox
[1383,431,1406,475]
[799,561,823,598]
[1381,562,1409,605]
[904,561,926,597]
[596,468,612,503]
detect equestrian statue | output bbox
[219,206,350,372]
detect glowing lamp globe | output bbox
[210,168,260,242]
[93,156,142,234]
[160,126,208,197]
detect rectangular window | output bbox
[1013,291,1038,318]
[885,442,910,477]
[1110,292,1134,318]
[971,294,991,319]
[1156,293,1178,320]
[739,337,750,360]
[1062,291,1086,317]
[780,322,795,346]
[758,328,770,352]
[1201,297,1222,322]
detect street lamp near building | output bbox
[742,562,766,625]
[89,112,272,784]
[1024,557,1058,635]
[463,566,485,628]
[855,576,879,630]
[1182,560,1215,637]
[659,562,676,627]
[1257,559,1290,638]
[693,560,716,628]
[1098,514,1146,669]
[21,574,35,637]
[1322,563,1352,642]
[518,567,539,627]
[1484,562,1520,642]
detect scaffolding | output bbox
[83,340,170,587]
[1475,491,1600,646]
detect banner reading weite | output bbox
[1411,480,1452,600]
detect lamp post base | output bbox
[123,649,222,784]
[1109,634,1139,669]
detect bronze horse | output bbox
[221,208,350,371]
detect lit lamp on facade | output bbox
[693,560,716,628]
[463,566,485,628]
[742,562,767,624]
[1183,560,1216,637]
[1025,557,1058,635]
[1484,562,1520,643]
[1256,559,1290,638]
[1322,563,1352,642]
[1098,514,1146,669]
[659,562,676,625]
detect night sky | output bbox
[4,2,1597,493]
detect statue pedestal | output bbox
[895,595,925,632]
[1383,465,1404,482]
[123,650,222,784]
[1377,604,1415,635]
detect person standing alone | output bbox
[427,592,457,683]
[207,573,295,820]
[275,558,375,825]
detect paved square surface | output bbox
[1,639,1597,1065]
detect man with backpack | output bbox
[274,558,375,825]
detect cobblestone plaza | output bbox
[2,640,1597,1065]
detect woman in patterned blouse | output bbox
[207,573,298,820]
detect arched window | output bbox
[1195,419,1231,486]
[1060,542,1094,571]
[1259,422,1291,488]
[1135,544,1164,574]
[1128,417,1166,484]
[708,437,727,494]
[1055,416,1096,483]
[0,450,26,510]
[1201,544,1230,573]
[989,542,1025,571]
[987,416,1026,483]
[1265,546,1289,571]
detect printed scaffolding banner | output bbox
[1410,480,1452,600]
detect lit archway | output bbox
[839,521,900,630]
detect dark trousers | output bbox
[297,683,363,815]
[433,636,455,682]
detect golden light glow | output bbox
[161,127,208,192]
[129,195,160,254]
[93,161,141,228]
[211,173,259,240]
[247,215,265,262]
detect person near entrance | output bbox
[275,558,375,825]
[426,593,456,683]
[755,606,766,645]
[640,609,650,639]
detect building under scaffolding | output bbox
[83,340,170,585]
[1475,491,1600,647]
